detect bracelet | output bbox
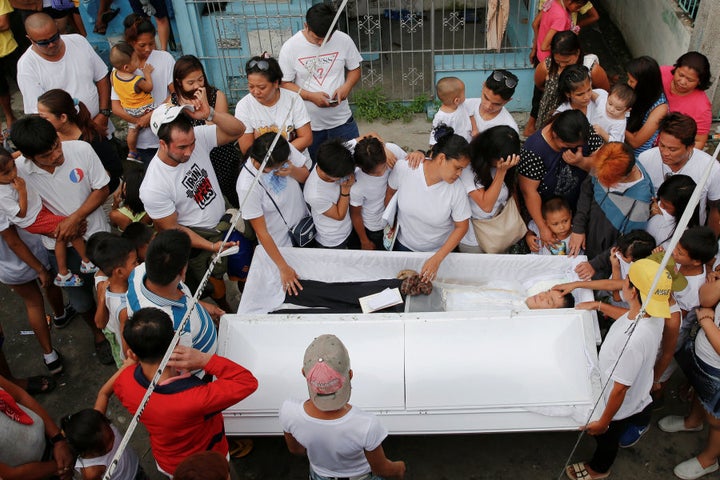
[596,302,602,311]
[50,432,66,445]
[212,242,217,252]
[698,316,714,324]
[206,106,215,122]
[340,193,350,197]
[297,88,303,99]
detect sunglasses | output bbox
[247,59,269,71]
[491,70,518,89]
[32,31,60,47]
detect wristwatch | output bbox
[50,432,66,445]
[99,108,112,117]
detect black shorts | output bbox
[42,5,77,19]
[129,0,168,19]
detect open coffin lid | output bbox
[220,248,605,435]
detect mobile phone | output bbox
[328,98,338,104]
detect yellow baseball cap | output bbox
[628,258,672,318]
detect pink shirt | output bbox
[661,65,712,135]
[537,1,571,62]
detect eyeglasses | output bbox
[31,31,60,47]
[247,59,269,71]
[491,70,518,89]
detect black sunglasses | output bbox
[491,70,518,89]
[247,59,270,71]
[32,31,60,47]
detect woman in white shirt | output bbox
[236,133,310,296]
[554,63,608,126]
[459,125,520,252]
[234,55,312,158]
[660,276,720,480]
[387,130,471,281]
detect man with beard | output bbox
[139,99,245,306]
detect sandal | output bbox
[54,273,84,287]
[566,462,610,480]
[228,438,254,458]
[95,338,115,365]
[23,375,57,395]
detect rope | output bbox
[558,140,720,479]
[102,2,349,477]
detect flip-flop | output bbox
[100,8,120,25]
[23,375,57,395]
[566,462,610,480]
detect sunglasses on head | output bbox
[32,31,60,47]
[491,70,518,89]
[248,59,270,71]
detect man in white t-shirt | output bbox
[465,69,520,135]
[140,98,245,303]
[17,13,113,137]
[11,115,114,364]
[279,3,363,160]
[638,113,720,234]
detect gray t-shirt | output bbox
[0,389,46,466]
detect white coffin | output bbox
[219,248,604,435]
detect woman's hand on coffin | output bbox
[583,420,609,435]
[420,254,442,282]
[574,301,597,311]
[575,261,595,281]
[281,264,302,296]
[567,232,585,257]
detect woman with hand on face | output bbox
[624,56,668,156]
[518,109,602,250]
[234,55,312,159]
[661,51,713,150]
[236,133,310,296]
[111,14,175,165]
[172,55,242,206]
[387,129,471,281]
[458,125,520,253]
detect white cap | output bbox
[150,104,193,136]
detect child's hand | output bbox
[526,231,541,253]
[11,176,25,192]
[142,63,154,75]
[652,245,665,255]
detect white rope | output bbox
[558,140,720,480]
[102,3,350,477]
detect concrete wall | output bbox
[690,0,720,117]
[598,0,691,65]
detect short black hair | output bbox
[122,222,154,249]
[145,229,191,286]
[157,113,194,145]
[248,132,290,169]
[353,137,386,173]
[541,196,572,218]
[561,292,575,308]
[306,3,337,37]
[123,307,175,363]
[86,232,116,266]
[679,226,718,264]
[10,116,58,158]
[61,409,112,457]
[616,230,656,261]
[485,69,518,100]
[245,55,283,84]
[90,235,135,276]
[659,113,697,147]
[316,138,354,178]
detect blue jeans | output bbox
[676,335,720,418]
[47,247,96,313]
[309,116,360,162]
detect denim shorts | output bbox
[676,336,720,419]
